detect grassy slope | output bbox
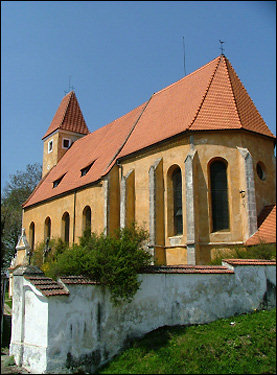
[98,309,276,374]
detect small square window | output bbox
[62,138,71,149]
[48,140,53,153]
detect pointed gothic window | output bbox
[44,217,51,240]
[210,159,230,232]
[83,206,92,233]
[29,222,35,250]
[172,168,183,235]
[62,212,70,243]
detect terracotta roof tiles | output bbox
[223,259,276,266]
[42,91,89,140]
[24,275,70,296]
[23,55,275,208]
[140,265,234,274]
[245,205,276,246]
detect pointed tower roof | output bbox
[24,55,275,208]
[42,91,89,140]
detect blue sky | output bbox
[1,1,276,191]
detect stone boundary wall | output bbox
[10,261,276,374]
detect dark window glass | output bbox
[172,168,183,235]
[210,160,229,232]
[63,139,70,148]
[256,163,265,180]
[84,207,91,231]
[81,161,95,177]
[30,222,35,250]
[53,174,66,188]
[45,217,51,239]
[63,213,70,243]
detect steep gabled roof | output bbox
[42,91,89,139]
[245,205,276,246]
[23,55,275,208]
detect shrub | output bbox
[210,242,276,265]
[33,224,152,305]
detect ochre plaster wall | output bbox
[25,130,275,265]
[23,183,104,249]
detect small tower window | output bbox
[62,138,71,149]
[48,140,53,153]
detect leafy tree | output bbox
[1,163,42,269]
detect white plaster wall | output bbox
[10,277,49,374]
[10,265,276,374]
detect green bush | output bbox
[33,224,152,305]
[210,243,276,265]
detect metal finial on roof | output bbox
[219,40,225,55]
[64,75,75,95]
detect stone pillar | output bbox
[120,169,135,229]
[237,147,257,238]
[149,158,165,264]
[184,149,197,265]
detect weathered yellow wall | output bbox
[25,129,275,265]
[23,182,104,249]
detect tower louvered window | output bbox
[210,160,229,232]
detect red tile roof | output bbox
[223,259,276,266]
[24,275,70,296]
[59,275,99,284]
[245,205,276,246]
[23,55,275,208]
[42,91,89,140]
[141,265,234,274]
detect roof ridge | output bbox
[224,56,244,130]
[153,56,221,97]
[187,55,222,130]
[224,57,274,137]
[60,91,74,127]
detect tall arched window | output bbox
[210,159,229,232]
[83,206,91,233]
[29,222,35,250]
[62,212,70,243]
[44,217,51,240]
[172,168,183,235]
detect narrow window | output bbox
[172,168,183,235]
[44,217,51,240]
[210,160,229,232]
[83,206,91,233]
[62,212,70,243]
[256,162,266,181]
[48,140,53,153]
[29,222,35,250]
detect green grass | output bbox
[98,308,276,374]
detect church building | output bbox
[21,54,276,265]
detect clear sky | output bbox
[1,1,276,191]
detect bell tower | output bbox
[42,91,89,177]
